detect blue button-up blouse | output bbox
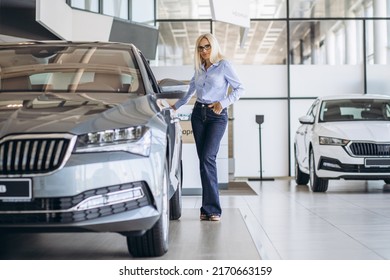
[174,60,244,109]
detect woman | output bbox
[172,33,244,221]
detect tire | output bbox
[309,149,328,192]
[126,161,170,257]
[384,179,390,184]
[295,151,309,185]
[169,160,182,220]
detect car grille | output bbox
[0,182,151,224]
[349,142,390,156]
[0,134,75,175]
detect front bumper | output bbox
[0,181,160,235]
[318,156,390,180]
[0,149,165,234]
[314,145,390,180]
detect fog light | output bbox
[323,162,341,169]
[74,187,144,211]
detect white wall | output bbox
[367,65,390,94]
[290,65,364,97]
[234,99,289,177]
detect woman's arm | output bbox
[219,60,245,109]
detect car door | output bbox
[296,99,320,171]
[139,53,182,195]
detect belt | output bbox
[194,101,212,108]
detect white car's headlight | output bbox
[319,136,349,146]
[75,126,151,156]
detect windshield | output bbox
[319,99,390,122]
[0,44,144,94]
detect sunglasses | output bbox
[198,44,211,52]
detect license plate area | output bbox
[0,179,32,201]
[365,158,390,168]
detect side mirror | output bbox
[157,79,189,99]
[299,115,315,124]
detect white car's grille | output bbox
[349,142,390,156]
[0,134,75,175]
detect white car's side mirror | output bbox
[299,115,315,124]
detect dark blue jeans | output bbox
[191,102,228,216]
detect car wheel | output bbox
[169,160,182,220]
[309,149,328,192]
[295,150,309,185]
[384,179,390,184]
[126,161,170,257]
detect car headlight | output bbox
[75,126,151,156]
[319,136,349,146]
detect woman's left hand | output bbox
[208,102,223,114]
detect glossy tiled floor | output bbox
[2,178,390,260]
[183,178,390,260]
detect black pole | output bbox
[259,123,263,180]
[248,115,274,181]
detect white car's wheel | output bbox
[309,149,328,192]
[295,149,309,185]
[127,161,170,257]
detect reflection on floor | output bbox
[217,178,390,260]
[1,178,390,260]
[158,208,260,260]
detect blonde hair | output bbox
[194,33,224,73]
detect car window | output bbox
[307,99,320,119]
[0,45,145,95]
[319,99,390,122]
[139,52,159,94]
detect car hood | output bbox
[0,92,157,137]
[317,121,390,142]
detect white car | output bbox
[294,94,390,192]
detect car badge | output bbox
[0,185,7,193]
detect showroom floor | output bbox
[202,178,390,260]
[1,178,390,260]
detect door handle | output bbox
[171,117,181,124]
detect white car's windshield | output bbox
[319,99,390,122]
[0,44,144,94]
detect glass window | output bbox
[157,0,212,19]
[132,0,155,25]
[214,21,287,65]
[320,99,390,122]
[157,0,287,20]
[289,0,364,18]
[70,0,99,13]
[249,0,286,18]
[307,99,320,119]
[157,21,212,66]
[156,20,287,65]
[103,0,129,20]
[366,20,390,65]
[0,44,143,94]
[366,19,390,94]
[290,20,363,65]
